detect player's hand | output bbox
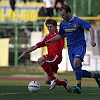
[45,40,51,46]
[91,41,96,47]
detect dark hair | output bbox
[60,5,71,13]
[45,19,57,26]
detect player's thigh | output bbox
[48,56,62,73]
[73,45,86,68]
[47,56,62,68]
[74,45,86,61]
[44,54,62,72]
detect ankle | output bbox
[50,76,56,81]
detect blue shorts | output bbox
[68,45,86,70]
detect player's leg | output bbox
[44,67,71,92]
[68,46,85,94]
[73,58,82,94]
[38,55,58,90]
[43,70,72,92]
[44,71,50,84]
[43,70,67,87]
[72,45,86,94]
[49,56,72,92]
[38,56,56,81]
[82,70,100,87]
[50,65,72,93]
[57,79,72,93]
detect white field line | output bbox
[0,92,100,96]
[0,92,29,96]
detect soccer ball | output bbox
[28,81,40,93]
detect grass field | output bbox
[0,70,100,100]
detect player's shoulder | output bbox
[73,16,86,25]
[73,16,83,22]
[60,20,65,24]
[73,16,82,21]
[60,20,66,27]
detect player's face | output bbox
[47,24,56,34]
[60,9,70,21]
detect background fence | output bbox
[0,0,100,71]
[0,17,100,70]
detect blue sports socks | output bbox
[75,69,99,90]
[74,66,82,89]
[82,70,99,79]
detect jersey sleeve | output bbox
[36,36,46,48]
[75,17,91,30]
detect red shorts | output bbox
[43,54,62,73]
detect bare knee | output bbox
[74,58,81,67]
[38,57,45,65]
[74,61,79,67]
[38,58,41,65]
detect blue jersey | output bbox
[59,16,91,46]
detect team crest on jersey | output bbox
[74,23,77,28]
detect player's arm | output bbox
[18,45,38,60]
[18,36,46,60]
[18,41,45,60]
[89,27,96,47]
[45,34,62,45]
[76,17,96,47]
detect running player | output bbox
[46,5,100,94]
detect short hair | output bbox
[45,19,57,26]
[60,5,71,13]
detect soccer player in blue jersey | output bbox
[46,5,100,94]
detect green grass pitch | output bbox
[0,72,100,100]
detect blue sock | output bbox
[82,70,91,78]
[82,70,99,79]
[74,66,82,89]
[94,74,99,79]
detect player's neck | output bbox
[69,15,72,20]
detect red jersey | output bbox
[36,31,64,56]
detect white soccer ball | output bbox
[28,81,40,93]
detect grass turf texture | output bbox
[0,71,100,100]
[0,81,100,100]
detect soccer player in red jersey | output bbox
[18,19,72,92]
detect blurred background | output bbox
[0,0,100,72]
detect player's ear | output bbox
[55,26,57,30]
[67,11,71,15]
